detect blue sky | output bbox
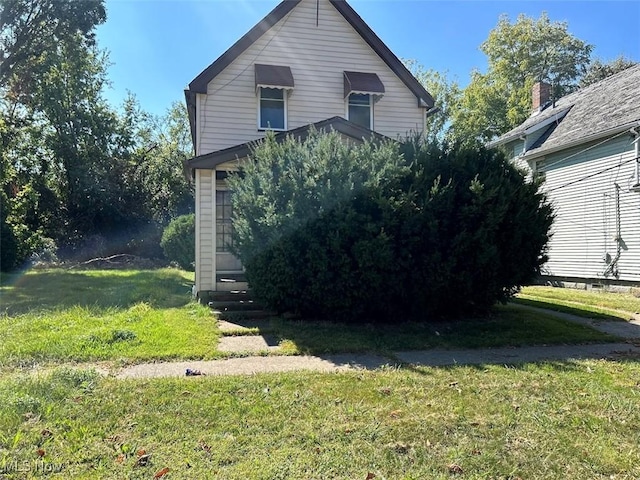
[96,0,640,116]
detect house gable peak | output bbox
[187,0,434,108]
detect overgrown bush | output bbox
[160,214,195,270]
[229,131,553,322]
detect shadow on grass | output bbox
[513,297,627,321]
[399,353,640,377]
[263,303,618,356]
[0,269,194,315]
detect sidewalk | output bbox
[115,306,640,379]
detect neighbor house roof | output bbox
[184,116,388,175]
[491,64,640,159]
[185,0,434,106]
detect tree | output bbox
[580,56,638,87]
[403,59,461,141]
[130,100,194,225]
[1,0,111,268]
[452,12,593,142]
[0,0,106,88]
[161,214,195,270]
[229,131,553,322]
[1,0,195,267]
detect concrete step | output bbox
[214,309,276,321]
[209,300,262,312]
[216,272,247,283]
[216,281,249,292]
[209,290,252,302]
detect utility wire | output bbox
[539,129,632,171]
[546,156,638,193]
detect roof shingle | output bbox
[493,64,640,158]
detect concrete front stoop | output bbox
[209,291,280,354]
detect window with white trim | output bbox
[258,87,286,130]
[347,93,373,129]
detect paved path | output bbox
[117,354,389,379]
[112,306,640,379]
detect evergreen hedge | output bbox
[160,214,195,271]
[228,131,553,322]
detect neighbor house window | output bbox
[216,190,233,252]
[259,87,286,130]
[347,93,373,129]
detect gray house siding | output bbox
[536,135,640,282]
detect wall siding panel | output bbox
[196,170,215,291]
[537,135,640,282]
[197,0,424,154]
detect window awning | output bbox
[343,71,385,98]
[255,64,294,91]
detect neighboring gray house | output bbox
[184,0,435,298]
[492,65,640,285]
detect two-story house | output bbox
[491,65,640,286]
[184,0,435,299]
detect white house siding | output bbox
[197,0,424,155]
[537,135,640,282]
[195,169,215,292]
[193,0,429,293]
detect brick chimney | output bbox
[532,82,551,111]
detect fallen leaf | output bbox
[154,467,170,478]
[379,387,392,395]
[115,454,125,464]
[365,473,376,480]
[135,454,151,467]
[389,410,402,419]
[36,449,45,457]
[137,449,147,457]
[448,463,463,474]
[41,429,53,438]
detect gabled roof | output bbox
[186,0,434,108]
[184,116,388,174]
[492,64,640,159]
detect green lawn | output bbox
[270,304,615,355]
[0,269,623,369]
[1,361,639,479]
[0,269,218,368]
[1,269,639,478]
[516,285,640,321]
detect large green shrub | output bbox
[160,214,195,271]
[229,131,552,322]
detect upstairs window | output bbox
[259,87,286,130]
[255,64,294,131]
[347,93,373,129]
[343,71,384,131]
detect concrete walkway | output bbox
[112,306,640,379]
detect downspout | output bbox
[603,128,639,278]
[632,128,640,192]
